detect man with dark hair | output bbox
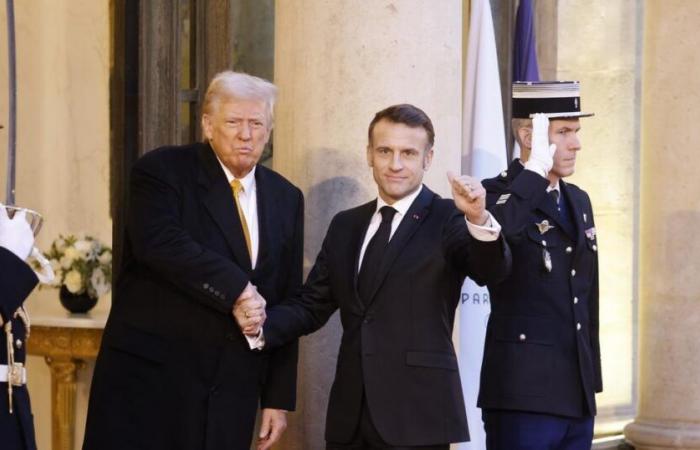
[478,81,601,450]
[234,104,511,449]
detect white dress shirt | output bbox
[217,160,259,269]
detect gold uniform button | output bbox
[566,246,573,253]
[571,269,576,277]
[15,339,22,349]
[541,240,547,246]
[519,334,526,341]
[592,244,598,251]
[576,323,582,331]
[574,297,579,304]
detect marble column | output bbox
[624,2,700,448]
[273,1,463,448]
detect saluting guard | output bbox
[479,81,602,450]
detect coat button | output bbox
[592,244,597,251]
[15,339,22,349]
[541,240,547,246]
[519,334,526,341]
[571,269,576,277]
[203,283,209,289]
[566,246,573,253]
[573,297,579,304]
[501,171,508,177]
[576,322,582,331]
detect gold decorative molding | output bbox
[27,323,103,450]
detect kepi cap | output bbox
[512,81,594,119]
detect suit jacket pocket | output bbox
[406,351,458,371]
[487,315,554,397]
[104,321,170,364]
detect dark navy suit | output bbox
[478,160,602,449]
[263,186,511,447]
[0,247,39,450]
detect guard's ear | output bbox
[518,126,532,149]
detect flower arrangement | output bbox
[40,234,112,299]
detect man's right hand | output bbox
[524,113,557,178]
[232,282,267,336]
[0,205,34,260]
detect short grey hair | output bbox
[202,71,278,128]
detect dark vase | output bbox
[59,285,98,313]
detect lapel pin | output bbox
[536,220,555,235]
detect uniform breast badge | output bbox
[536,220,555,234]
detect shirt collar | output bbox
[375,185,423,217]
[546,181,561,193]
[217,158,257,192]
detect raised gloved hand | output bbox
[524,113,557,178]
[0,204,35,260]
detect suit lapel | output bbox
[364,187,434,308]
[197,144,252,272]
[252,166,273,275]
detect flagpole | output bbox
[5,0,17,206]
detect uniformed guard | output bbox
[478,81,601,450]
[0,205,39,450]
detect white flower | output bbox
[60,255,73,269]
[55,238,66,252]
[49,258,61,272]
[98,251,112,265]
[64,270,83,294]
[90,268,111,298]
[62,247,81,267]
[51,268,63,287]
[74,239,94,260]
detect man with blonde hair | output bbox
[84,71,303,450]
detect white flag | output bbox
[458,0,507,448]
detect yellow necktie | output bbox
[230,179,252,258]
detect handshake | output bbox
[232,282,267,337]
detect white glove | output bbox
[0,204,35,260]
[524,113,557,178]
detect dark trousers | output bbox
[0,386,37,450]
[326,397,449,450]
[483,410,594,450]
